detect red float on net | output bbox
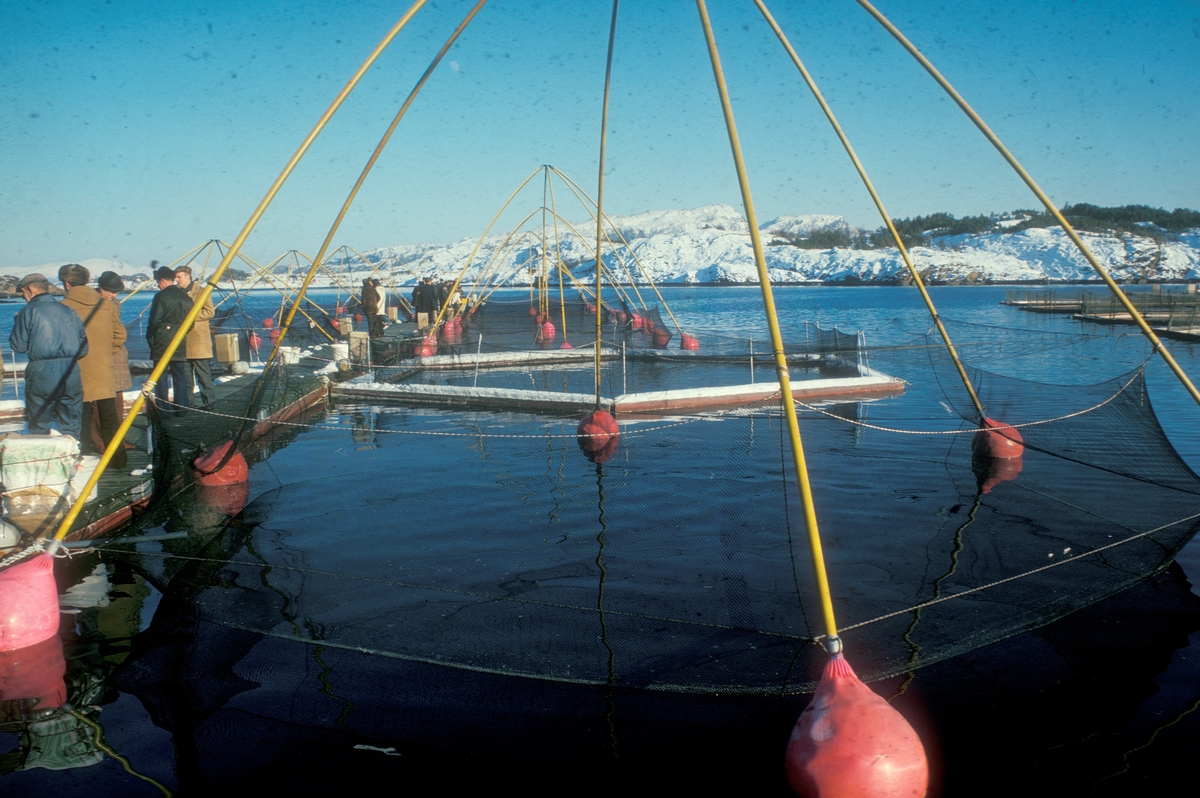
[974,417,1024,459]
[681,333,700,350]
[193,441,249,487]
[576,410,620,464]
[262,317,275,329]
[786,654,929,798]
[0,555,60,651]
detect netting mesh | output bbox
[110,319,1200,697]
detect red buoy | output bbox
[193,441,249,487]
[528,306,538,316]
[681,333,700,350]
[0,631,67,710]
[630,313,645,330]
[329,318,340,331]
[974,417,1024,459]
[262,317,275,329]
[577,409,620,463]
[418,335,438,357]
[249,331,262,351]
[269,328,281,344]
[585,303,597,314]
[336,305,345,315]
[540,321,556,341]
[355,313,364,323]
[786,654,929,798]
[561,340,573,350]
[0,555,60,651]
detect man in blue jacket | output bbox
[8,272,88,439]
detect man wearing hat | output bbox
[8,272,88,439]
[145,262,193,414]
[174,264,216,408]
[59,263,128,467]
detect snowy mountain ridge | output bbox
[14,205,1200,288]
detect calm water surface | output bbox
[2,284,1198,796]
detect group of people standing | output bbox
[9,266,132,467]
[7,260,216,465]
[146,263,215,414]
[410,277,462,326]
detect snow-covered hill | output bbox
[14,205,1200,288]
[355,205,1200,287]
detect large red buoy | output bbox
[262,317,275,329]
[630,313,645,330]
[786,654,929,798]
[0,631,67,710]
[577,409,620,464]
[681,333,700,350]
[269,328,281,344]
[561,340,573,350]
[585,303,597,314]
[0,555,60,651]
[540,321,556,341]
[528,306,538,316]
[418,334,438,357]
[193,441,249,487]
[329,318,340,331]
[974,417,1024,459]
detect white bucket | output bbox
[331,343,349,361]
[278,346,300,365]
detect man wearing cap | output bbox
[145,263,193,414]
[174,265,216,408]
[8,272,88,439]
[59,264,128,467]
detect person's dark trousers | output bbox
[153,359,191,415]
[82,397,127,468]
[188,358,216,407]
[24,357,83,439]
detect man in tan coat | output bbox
[59,263,127,467]
[174,265,216,409]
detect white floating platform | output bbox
[613,367,903,414]
[331,367,903,414]
[333,382,609,413]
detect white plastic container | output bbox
[278,346,300,365]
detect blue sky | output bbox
[2,0,1198,271]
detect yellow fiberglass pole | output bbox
[696,0,840,650]
[594,0,619,408]
[753,0,984,419]
[46,0,429,552]
[270,0,488,368]
[854,0,1200,409]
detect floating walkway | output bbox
[333,361,904,414]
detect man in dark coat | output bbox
[145,263,193,413]
[9,272,88,439]
[413,277,439,328]
[362,277,384,339]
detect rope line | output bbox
[832,510,1200,639]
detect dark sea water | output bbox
[2,284,1199,796]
